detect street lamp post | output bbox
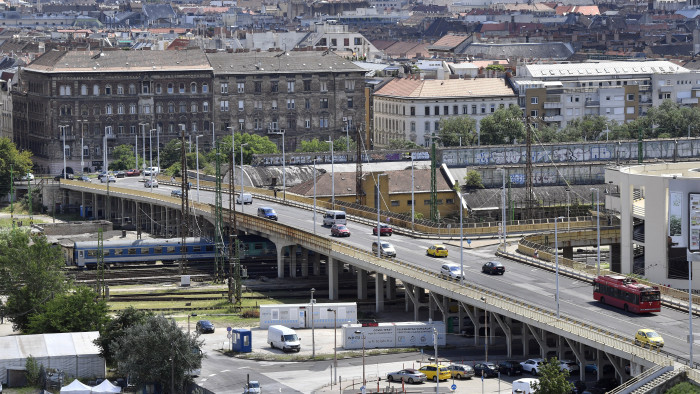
[149,129,154,191]
[310,288,316,358]
[60,125,67,179]
[227,126,236,195]
[327,308,337,385]
[376,174,387,258]
[480,297,488,362]
[433,327,439,394]
[327,137,335,209]
[498,168,506,249]
[354,330,366,387]
[240,143,248,212]
[139,123,148,175]
[313,159,317,235]
[156,128,161,172]
[195,135,204,202]
[269,129,286,200]
[411,156,415,232]
[554,216,564,318]
[459,191,465,285]
[591,188,601,276]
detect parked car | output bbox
[115,171,126,178]
[372,223,392,236]
[482,261,505,275]
[55,173,74,181]
[386,369,426,384]
[77,175,91,182]
[171,189,183,198]
[331,224,350,237]
[635,328,664,348]
[101,175,116,183]
[521,358,545,376]
[446,364,474,380]
[473,362,499,378]
[144,179,159,188]
[243,381,261,394]
[440,263,463,280]
[498,360,524,376]
[126,169,140,176]
[417,364,450,382]
[427,244,448,257]
[97,171,108,180]
[560,360,580,373]
[196,320,215,333]
[20,173,34,181]
[372,241,396,258]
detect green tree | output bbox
[464,170,484,189]
[559,115,610,142]
[25,355,41,386]
[531,357,573,394]
[113,315,204,394]
[109,144,142,171]
[666,381,700,394]
[296,138,330,152]
[387,139,422,150]
[0,229,68,332]
[479,105,526,145]
[95,307,153,365]
[160,139,184,171]
[485,64,506,72]
[532,124,562,143]
[219,132,278,164]
[26,286,110,334]
[438,116,477,147]
[0,137,33,196]
[333,136,356,152]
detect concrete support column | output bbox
[611,244,621,273]
[290,245,298,278]
[522,323,530,356]
[328,256,339,301]
[120,199,125,226]
[150,203,154,234]
[276,243,285,278]
[428,291,435,321]
[93,193,97,218]
[312,252,321,276]
[165,207,169,237]
[357,268,368,300]
[375,273,384,312]
[563,246,574,260]
[301,248,309,277]
[386,276,396,300]
[135,202,139,233]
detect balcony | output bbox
[584,99,600,107]
[544,102,561,109]
[544,115,563,122]
[680,97,698,105]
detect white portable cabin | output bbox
[341,321,446,350]
[259,302,357,329]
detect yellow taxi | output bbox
[635,329,664,348]
[427,244,448,257]
[418,364,452,382]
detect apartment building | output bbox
[372,76,517,146]
[512,61,699,129]
[206,51,366,151]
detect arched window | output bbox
[129,103,137,114]
[81,84,88,95]
[167,83,174,94]
[129,84,136,94]
[117,84,124,95]
[93,84,100,96]
[191,102,198,113]
[168,102,175,113]
[117,103,124,114]
[190,83,197,93]
[106,104,113,114]
[202,102,209,113]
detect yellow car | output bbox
[427,244,448,257]
[418,364,451,382]
[635,329,664,348]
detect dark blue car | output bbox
[257,207,278,221]
[196,320,215,334]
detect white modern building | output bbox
[372,76,517,146]
[606,161,700,291]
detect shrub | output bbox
[241,309,259,318]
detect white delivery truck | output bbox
[268,325,301,352]
[323,210,347,226]
[512,378,538,394]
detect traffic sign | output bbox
[451,384,457,391]
[360,386,366,394]
[466,239,471,245]
[227,332,232,339]
[227,326,232,332]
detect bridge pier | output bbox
[356,268,368,300]
[328,256,339,300]
[301,248,309,277]
[404,284,427,320]
[150,203,154,234]
[386,276,396,300]
[563,246,574,260]
[290,245,298,278]
[375,273,384,312]
[312,252,321,276]
[610,244,621,273]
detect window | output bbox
[443,105,448,115]
[191,83,197,93]
[270,117,278,130]
[425,122,430,132]
[434,121,439,131]
[167,83,174,94]
[180,102,187,113]
[530,109,538,117]
[220,100,229,112]
[221,83,228,94]
[202,83,208,93]
[129,103,137,114]
[105,104,113,115]
[410,106,415,116]
[254,81,262,93]
[434,106,439,115]
[156,103,163,113]
[411,122,416,132]
[287,81,295,93]
[105,85,112,95]
[446,198,454,204]
[191,102,198,113]
[347,97,353,108]
[320,98,329,109]
[118,125,124,135]
[80,85,88,95]
[271,100,278,110]
[304,80,311,91]
[354,37,362,45]
[156,84,162,94]
[203,102,209,113]
[627,94,634,101]
[320,116,329,128]
[659,93,671,100]
[287,99,295,109]
[305,99,311,109]
[129,84,136,94]
[425,107,430,116]
[237,82,245,93]
[239,119,245,130]
[391,200,400,206]
[453,105,458,115]
[254,100,263,110]
[287,116,296,129]
[93,84,100,96]
[320,81,328,92]
[238,100,244,111]
[254,118,261,130]
[305,119,311,128]
[472,105,477,114]
[627,107,634,114]
[168,102,175,113]
[490,104,495,113]
[179,83,185,94]
[130,125,136,134]
[142,104,151,114]
[271,81,278,92]
[424,199,431,205]
[530,97,538,104]
[117,85,124,95]
[345,80,355,91]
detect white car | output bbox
[145,179,159,188]
[559,360,580,373]
[20,173,34,181]
[100,175,116,183]
[243,380,261,393]
[440,263,463,280]
[372,241,396,257]
[520,358,545,376]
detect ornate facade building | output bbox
[12,48,365,174]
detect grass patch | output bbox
[230,347,420,362]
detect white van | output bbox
[512,378,538,394]
[323,210,347,226]
[144,167,160,176]
[236,192,253,204]
[268,325,301,352]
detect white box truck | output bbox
[268,325,301,352]
[512,378,538,394]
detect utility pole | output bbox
[9,164,13,228]
[638,124,644,164]
[355,126,364,205]
[430,133,438,222]
[214,143,225,283]
[180,126,190,276]
[525,117,534,220]
[97,228,106,299]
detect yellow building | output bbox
[288,166,460,219]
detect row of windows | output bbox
[220,78,355,94]
[71,102,211,116]
[85,245,214,257]
[59,82,210,97]
[219,98,353,112]
[389,199,455,207]
[377,102,504,116]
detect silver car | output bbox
[372,241,396,257]
[386,368,426,384]
[440,263,463,280]
[446,364,475,380]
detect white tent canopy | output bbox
[91,379,121,393]
[60,379,92,394]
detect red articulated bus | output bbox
[593,275,661,313]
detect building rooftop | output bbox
[206,50,365,75]
[521,60,689,79]
[373,77,515,99]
